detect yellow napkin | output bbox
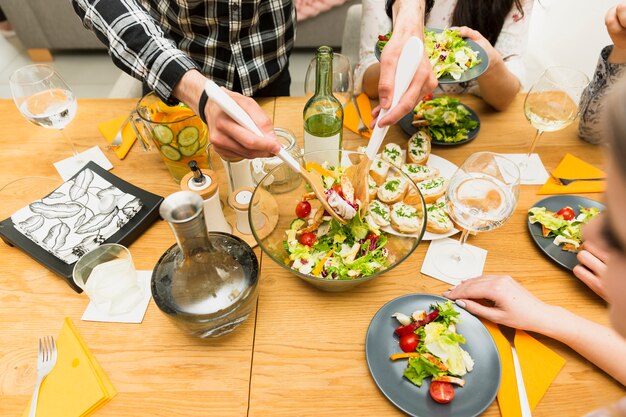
[97,115,137,159]
[22,318,116,417]
[344,93,373,138]
[538,153,606,194]
[483,320,565,417]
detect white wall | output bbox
[523,0,616,89]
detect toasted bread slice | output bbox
[426,198,454,234]
[367,200,391,227]
[408,130,431,165]
[401,163,439,184]
[377,177,408,204]
[417,176,446,204]
[390,202,422,233]
[381,143,405,168]
[370,159,390,185]
[367,175,378,200]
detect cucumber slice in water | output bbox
[160,144,182,161]
[177,126,199,146]
[153,125,174,144]
[180,141,199,156]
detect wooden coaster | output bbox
[222,188,279,248]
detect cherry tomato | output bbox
[422,93,434,102]
[366,233,377,242]
[299,232,317,247]
[557,206,576,221]
[295,200,312,218]
[429,381,454,404]
[399,333,419,353]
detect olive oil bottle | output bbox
[303,46,343,165]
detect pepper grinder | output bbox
[228,187,265,235]
[180,161,231,234]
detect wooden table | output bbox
[0,95,623,417]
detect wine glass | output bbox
[9,64,81,162]
[431,152,520,280]
[521,66,589,179]
[304,52,353,107]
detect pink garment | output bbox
[296,0,347,21]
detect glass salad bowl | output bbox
[249,150,427,292]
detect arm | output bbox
[445,275,626,386]
[579,3,626,144]
[354,0,390,99]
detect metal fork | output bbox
[351,96,369,136]
[498,325,532,417]
[29,336,58,417]
[550,173,606,186]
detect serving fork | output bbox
[29,336,58,417]
[549,173,606,186]
[498,324,532,417]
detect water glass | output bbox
[250,128,302,193]
[73,243,143,315]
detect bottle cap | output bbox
[228,187,256,211]
[180,169,218,199]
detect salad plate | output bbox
[365,293,501,417]
[527,195,604,271]
[375,28,489,84]
[398,103,480,146]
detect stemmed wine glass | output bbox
[520,66,589,179]
[432,152,520,280]
[9,64,81,163]
[304,52,354,107]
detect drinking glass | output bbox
[304,52,353,107]
[73,243,144,315]
[521,66,589,177]
[9,64,81,161]
[431,152,520,280]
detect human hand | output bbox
[606,2,626,63]
[453,26,502,72]
[205,88,281,160]
[443,275,552,332]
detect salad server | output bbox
[203,79,348,224]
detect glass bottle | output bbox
[151,191,259,338]
[303,46,344,166]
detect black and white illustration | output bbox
[11,169,143,264]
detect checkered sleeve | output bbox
[71,0,199,101]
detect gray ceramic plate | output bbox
[365,294,501,417]
[527,195,605,271]
[398,103,480,146]
[375,29,489,84]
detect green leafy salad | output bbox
[377,29,481,79]
[528,206,601,252]
[413,96,479,143]
[390,301,474,403]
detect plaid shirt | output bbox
[72,0,295,101]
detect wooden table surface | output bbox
[0,95,623,417]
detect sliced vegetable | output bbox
[177,126,200,146]
[430,381,454,404]
[153,125,174,144]
[180,140,200,156]
[290,218,306,230]
[160,144,182,161]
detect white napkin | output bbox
[53,146,113,181]
[421,238,487,285]
[499,153,549,185]
[11,168,143,264]
[81,270,152,323]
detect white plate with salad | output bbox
[376,28,489,84]
[365,294,501,417]
[528,195,604,270]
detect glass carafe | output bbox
[151,191,259,338]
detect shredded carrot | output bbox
[389,352,421,361]
[306,162,337,178]
[313,249,334,276]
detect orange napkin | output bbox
[483,320,565,417]
[22,318,116,417]
[344,93,373,138]
[538,153,606,194]
[97,115,137,159]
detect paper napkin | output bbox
[499,154,549,185]
[483,320,565,417]
[53,146,114,181]
[344,93,373,138]
[97,115,137,160]
[82,270,152,323]
[11,168,143,264]
[22,318,116,417]
[538,153,606,195]
[421,238,487,285]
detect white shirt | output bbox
[354,0,534,96]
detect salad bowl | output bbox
[249,150,427,292]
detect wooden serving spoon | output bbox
[204,80,348,224]
[347,36,424,215]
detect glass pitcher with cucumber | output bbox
[133,92,210,182]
